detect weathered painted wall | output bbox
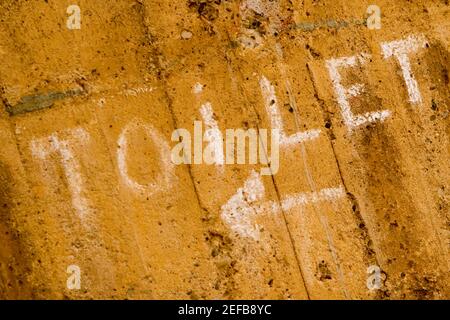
[0,0,448,299]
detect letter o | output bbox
[117,120,174,197]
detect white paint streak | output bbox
[117,120,174,196]
[30,127,91,221]
[221,171,346,240]
[280,186,346,211]
[192,82,204,95]
[326,53,391,130]
[381,34,428,105]
[200,102,225,167]
[123,86,154,97]
[259,75,321,145]
[221,170,264,241]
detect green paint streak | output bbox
[6,89,84,116]
[292,19,366,32]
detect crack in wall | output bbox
[136,1,239,299]
[306,62,390,298]
[222,36,311,299]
